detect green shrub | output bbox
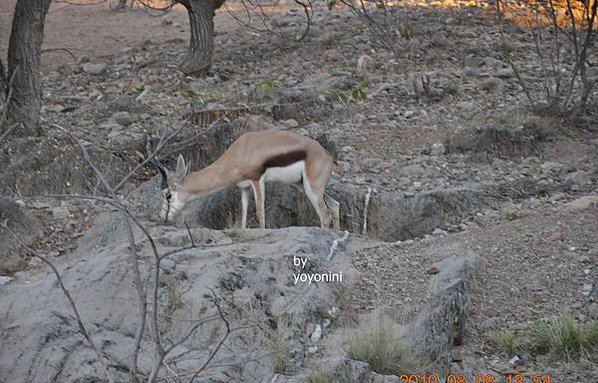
[344,315,402,374]
[527,315,598,360]
[310,369,334,383]
[492,315,598,361]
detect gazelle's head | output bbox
[153,155,189,222]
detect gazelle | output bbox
[152,130,340,230]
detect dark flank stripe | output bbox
[263,150,307,169]
[251,150,306,179]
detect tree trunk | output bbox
[6,0,52,136]
[180,0,225,76]
[115,0,128,10]
[0,19,6,100]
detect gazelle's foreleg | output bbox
[251,179,266,229]
[240,187,249,229]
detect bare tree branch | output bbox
[293,0,312,42]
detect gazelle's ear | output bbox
[175,154,187,178]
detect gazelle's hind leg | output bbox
[240,187,249,229]
[251,178,266,229]
[324,194,340,230]
[302,173,332,228]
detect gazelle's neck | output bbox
[180,161,239,202]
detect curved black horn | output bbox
[150,159,169,190]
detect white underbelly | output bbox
[263,161,305,184]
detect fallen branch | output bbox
[41,47,77,60]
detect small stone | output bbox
[89,89,103,100]
[565,170,592,191]
[413,181,422,189]
[281,119,299,128]
[0,276,14,285]
[404,110,415,119]
[82,62,108,75]
[112,111,135,127]
[544,231,565,242]
[582,283,593,296]
[462,67,480,78]
[588,303,598,319]
[481,56,505,68]
[401,164,425,177]
[52,207,70,221]
[310,324,322,342]
[432,228,447,236]
[508,355,521,366]
[451,346,464,362]
[430,143,445,156]
[495,68,514,78]
[477,77,505,93]
[426,266,440,275]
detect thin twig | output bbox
[0,123,18,147]
[187,293,232,383]
[65,134,148,382]
[495,0,537,111]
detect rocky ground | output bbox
[1,0,597,382]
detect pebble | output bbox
[52,207,70,221]
[82,62,108,75]
[310,324,322,342]
[430,143,445,156]
[582,283,593,296]
[495,68,514,78]
[281,119,299,128]
[112,111,135,127]
[432,228,447,236]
